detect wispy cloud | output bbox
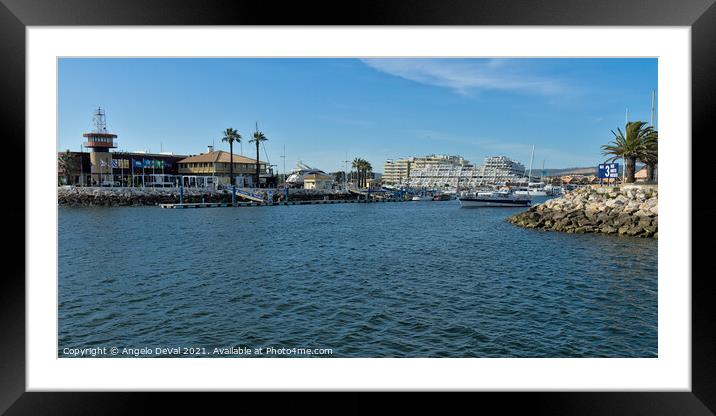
[361,58,565,96]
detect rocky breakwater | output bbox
[507,186,658,238]
[58,187,233,207]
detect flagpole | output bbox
[160,142,165,186]
[80,143,84,187]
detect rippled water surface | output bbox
[59,199,657,357]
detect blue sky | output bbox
[58,58,657,172]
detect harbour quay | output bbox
[57,186,387,207]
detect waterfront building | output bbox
[634,166,657,182]
[404,156,527,189]
[303,172,334,190]
[58,150,187,187]
[57,146,276,188]
[177,147,272,188]
[382,154,469,185]
[382,158,411,185]
[82,107,118,186]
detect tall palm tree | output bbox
[363,160,373,188]
[640,130,658,182]
[351,158,361,187]
[249,124,268,188]
[221,128,241,186]
[349,158,372,188]
[601,121,655,183]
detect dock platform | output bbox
[159,199,406,209]
[159,202,234,209]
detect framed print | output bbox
[3,0,713,413]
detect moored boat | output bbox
[411,195,433,201]
[514,182,547,196]
[458,190,531,207]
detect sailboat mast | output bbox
[280,144,286,184]
[527,144,535,185]
[650,90,655,127]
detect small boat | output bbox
[411,195,432,201]
[458,190,531,207]
[432,193,452,201]
[544,185,563,196]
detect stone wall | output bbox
[57,187,360,207]
[507,186,658,238]
[58,187,234,207]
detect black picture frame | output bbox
[2,0,711,413]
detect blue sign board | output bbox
[598,163,619,179]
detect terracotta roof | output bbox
[178,151,265,164]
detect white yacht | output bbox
[513,182,548,197]
[285,161,329,188]
[458,190,531,207]
[411,194,433,201]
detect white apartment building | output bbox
[382,154,469,185]
[405,156,528,189]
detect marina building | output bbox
[405,156,528,189]
[634,166,657,182]
[59,108,276,188]
[303,172,334,190]
[177,147,272,188]
[58,150,188,187]
[382,154,469,185]
[58,147,274,188]
[82,107,117,186]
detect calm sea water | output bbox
[58,198,657,358]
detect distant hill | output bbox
[539,164,644,177]
[540,167,598,177]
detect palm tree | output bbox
[640,130,658,182]
[221,128,241,186]
[349,158,372,188]
[249,124,268,188]
[363,160,373,188]
[351,158,362,187]
[58,149,76,185]
[601,121,655,183]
